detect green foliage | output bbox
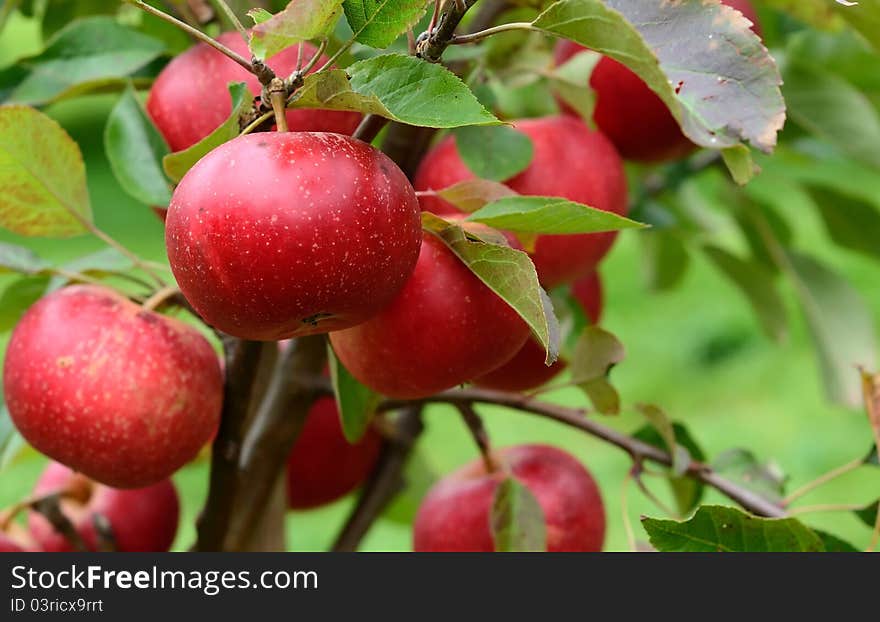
[0,106,91,237]
[453,125,534,181]
[0,16,164,106]
[0,276,49,332]
[569,326,625,415]
[854,500,878,528]
[636,404,691,475]
[467,196,644,235]
[327,342,381,443]
[163,83,250,183]
[104,84,171,206]
[431,180,516,213]
[291,54,499,127]
[343,0,431,49]
[633,423,706,515]
[491,477,547,552]
[533,0,783,166]
[422,213,560,364]
[250,0,344,60]
[0,241,48,274]
[643,506,829,552]
[710,449,787,505]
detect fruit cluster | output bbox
[1,1,761,552]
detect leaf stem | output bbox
[126,0,254,73]
[787,503,865,516]
[208,0,250,44]
[782,457,864,506]
[239,110,274,136]
[620,469,637,551]
[448,22,538,45]
[142,285,182,312]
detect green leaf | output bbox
[491,477,547,552]
[702,246,788,342]
[721,145,759,185]
[789,253,878,406]
[710,448,787,505]
[634,423,706,515]
[163,82,250,183]
[636,404,691,475]
[0,17,164,106]
[327,341,381,443]
[383,449,438,525]
[0,276,49,333]
[422,213,560,364]
[0,401,26,472]
[104,85,171,206]
[343,0,431,49]
[246,8,273,24]
[250,0,344,60]
[854,500,878,528]
[0,242,48,275]
[466,196,644,235]
[548,49,599,122]
[834,0,880,52]
[453,125,534,182]
[48,248,135,290]
[532,0,784,153]
[866,446,879,467]
[290,55,499,128]
[807,186,880,262]
[0,105,92,237]
[431,180,517,214]
[569,326,625,415]
[642,505,825,552]
[640,232,690,292]
[783,61,880,170]
[814,529,859,553]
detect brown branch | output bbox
[195,339,274,550]
[456,402,499,473]
[219,335,327,551]
[332,406,425,552]
[31,495,89,552]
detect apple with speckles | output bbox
[473,271,603,392]
[166,132,422,341]
[415,116,627,288]
[286,397,382,509]
[414,444,605,552]
[2,285,223,488]
[28,462,179,552]
[147,32,361,152]
[329,233,530,399]
[554,0,762,162]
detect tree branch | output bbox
[456,402,498,473]
[332,406,425,552]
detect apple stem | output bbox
[142,286,183,312]
[126,0,255,74]
[267,78,289,132]
[457,402,500,473]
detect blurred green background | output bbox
[0,6,878,552]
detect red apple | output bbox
[554,0,761,162]
[147,32,361,152]
[3,285,223,488]
[286,397,382,509]
[414,116,627,288]
[413,444,605,552]
[166,132,422,341]
[28,462,179,552]
[0,526,32,552]
[329,234,531,399]
[473,271,603,392]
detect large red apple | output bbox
[413,444,605,552]
[554,0,762,162]
[414,116,627,288]
[28,462,179,552]
[286,397,382,509]
[3,285,223,488]
[474,271,603,392]
[329,234,530,399]
[166,132,422,341]
[147,32,361,152]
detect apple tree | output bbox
[0,0,878,553]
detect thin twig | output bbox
[31,495,88,552]
[783,457,865,506]
[209,0,249,43]
[456,402,498,473]
[127,0,254,72]
[787,503,866,516]
[332,407,425,552]
[448,22,536,46]
[620,469,636,552]
[142,286,182,312]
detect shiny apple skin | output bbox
[165,132,423,341]
[329,234,531,399]
[2,285,222,488]
[146,32,361,152]
[414,116,627,288]
[413,445,605,552]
